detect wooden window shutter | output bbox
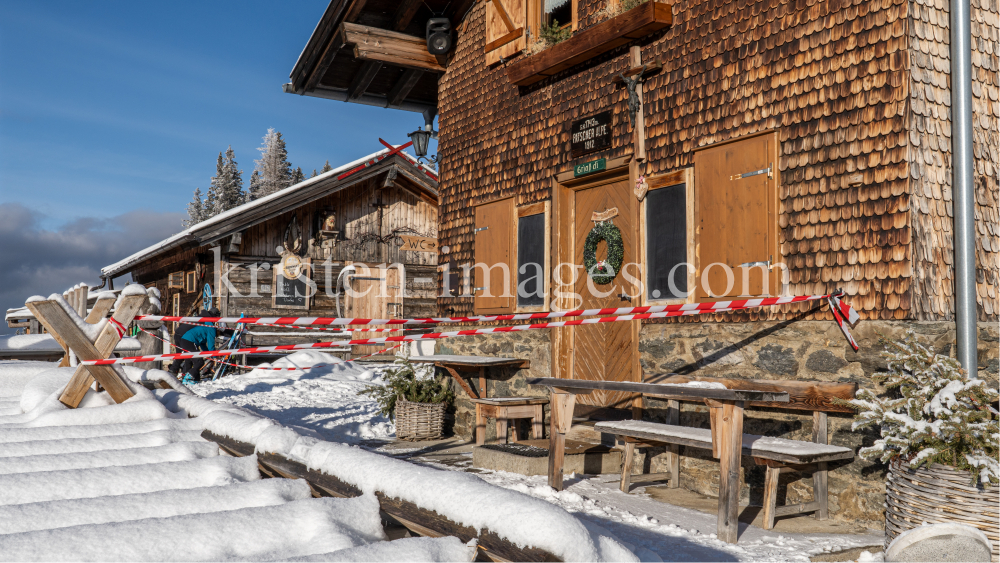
[474,198,515,313]
[694,132,780,300]
[485,0,525,66]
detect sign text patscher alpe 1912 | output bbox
[571,111,612,158]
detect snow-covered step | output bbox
[0,441,219,475]
[0,417,201,444]
[0,454,260,506]
[0,406,20,416]
[0,397,174,428]
[0,478,312,535]
[0,429,205,459]
[294,537,476,562]
[0,496,385,561]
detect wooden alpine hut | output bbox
[284,0,997,527]
[101,148,440,357]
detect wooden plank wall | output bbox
[436,0,999,322]
[907,0,999,320]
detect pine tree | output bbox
[290,166,305,185]
[184,188,206,227]
[310,169,318,178]
[321,160,333,173]
[213,146,245,212]
[841,331,999,485]
[249,128,293,200]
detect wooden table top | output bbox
[409,355,529,367]
[527,377,789,403]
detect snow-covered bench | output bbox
[594,376,858,530]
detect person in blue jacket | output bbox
[169,307,219,383]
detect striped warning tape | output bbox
[86,294,859,366]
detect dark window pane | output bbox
[517,213,546,307]
[646,184,687,300]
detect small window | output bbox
[185,271,197,293]
[642,169,694,304]
[168,272,184,289]
[516,203,549,310]
[543,0,573,29]
[646,183,688,300]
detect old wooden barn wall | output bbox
[435,0,999,322]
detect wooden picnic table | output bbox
[409,355,530,400]
[527,377,789,544]
[411,355,542,445]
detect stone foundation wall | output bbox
[436,320,998,527]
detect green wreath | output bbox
[583,221,624,285]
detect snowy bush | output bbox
[841,331,999,486]
[359,354,453,419]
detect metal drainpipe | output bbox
[950,0,977,374]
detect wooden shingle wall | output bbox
[437,0,998,322]
[908,0,999,321]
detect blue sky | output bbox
[0,1,435,317]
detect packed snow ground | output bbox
[190,350,409,443]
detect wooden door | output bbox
[570,178,640,408]
[345,264,403,357]
[694,132,780,299]
[473,199,515,313]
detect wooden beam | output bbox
[387,68,423,107]
[489,0,516,33]
[344,0,369,22]
[25,299,139,406]
[506,1,673,86]
[716,401,744,544]
[84,294,116,324]
[347,61,383,100]
[202,431,559,562]
[485,27,524,54]
[304,26,347,93]
[644,374,858,413]
[342,22,446,73]
[392,0,423,31]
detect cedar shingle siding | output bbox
[436,0,999,322]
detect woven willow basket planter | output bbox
[886,459,999,560]
[395,398,446,441]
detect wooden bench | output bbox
[410,355,546,445]
[529,377,789,543]
[596,375,858,530]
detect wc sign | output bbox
[399,235,439,253]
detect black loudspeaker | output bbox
[426,18,452,55]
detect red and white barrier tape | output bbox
[135,293,844,327]
[86,294,859,366]
[135,326,405,373]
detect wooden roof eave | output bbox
[197,155,438,246]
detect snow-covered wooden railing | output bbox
[24,285,149,408]
[203,431,558,562]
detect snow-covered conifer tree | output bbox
[183,188,206,227]
[321,160,333,173]
[248,128,292,200]
[213,146,245,213]
[290,166,305,185]
[843,331,999,485]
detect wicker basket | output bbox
[395,398,446,441]
[886,459,999,561]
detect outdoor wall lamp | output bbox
[408,108,439,166]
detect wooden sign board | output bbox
[570,111,612,158]
[272,259,312,310]
[399,235,439,253]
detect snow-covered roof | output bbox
[102,148,436,278]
